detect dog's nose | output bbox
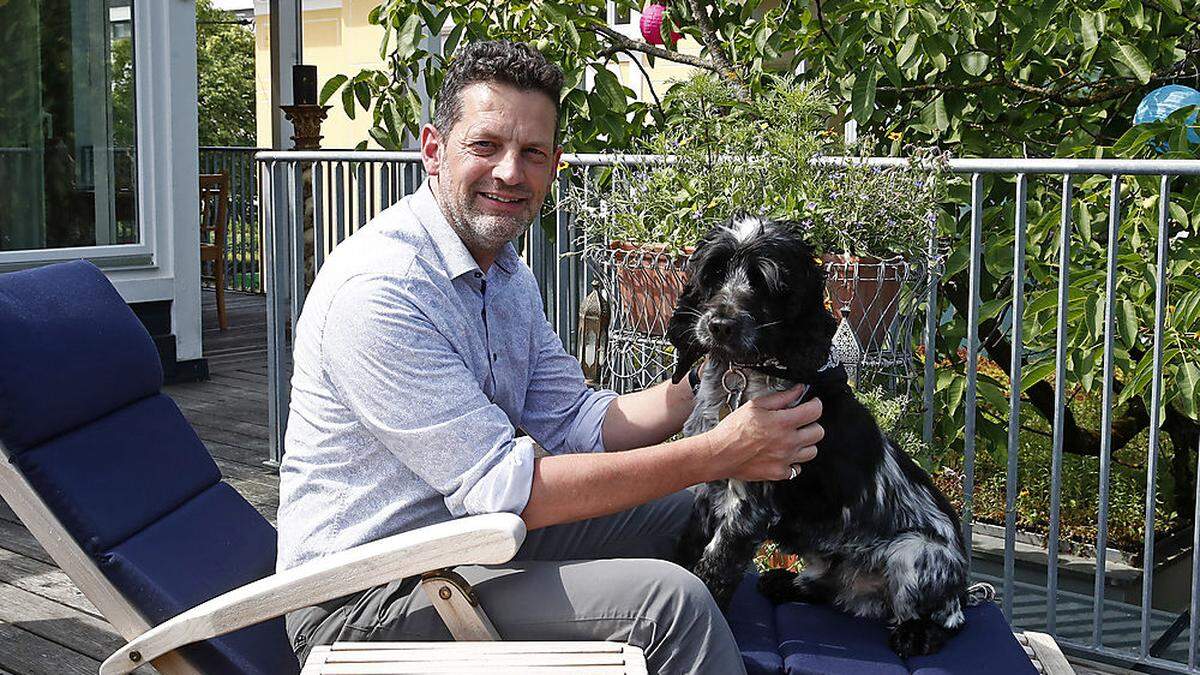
[709,316,736,340]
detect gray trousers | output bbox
[286,490,747,675]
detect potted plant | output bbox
[802,145,950,351]
[566,74,947,351]
[567,75,827,335]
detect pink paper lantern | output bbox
[640,3,681,46]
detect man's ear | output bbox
[420,123,442,176]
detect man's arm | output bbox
[520,385,823,531]
[600,377,695,452]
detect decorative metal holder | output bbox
[583,242,940,401]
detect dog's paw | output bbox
[888,619,952,657]
[756,568,800,604]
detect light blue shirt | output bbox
[277,179,618,570]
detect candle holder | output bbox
[280,104,332,151]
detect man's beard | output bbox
[437,177,534,253]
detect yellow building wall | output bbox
[255,0,386,149]
[254,3,701,150]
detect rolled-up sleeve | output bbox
[520,307,619,454]
[321,274,533,517]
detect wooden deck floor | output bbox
[0,289,1131,674]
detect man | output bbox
[277,40,824,674]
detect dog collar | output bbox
[717,353,845,420]
[730,351,846,390]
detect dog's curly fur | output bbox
[668,216,971,657]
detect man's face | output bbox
[421,82,562,259]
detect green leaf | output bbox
[932,93,949,132]
[1010,22,1039,61]
[1117,299,1138,348]
[947,371,966,416]
[960,51,990,77]
[1175,363,1200,420]
[851,63,878,127]
[1114,42,1153,84]
[341,85,356,120]
[396,13,423,60]
[880,54,904,87]
[354,80,372,112]
[1078,12,1098,51]
[896,33,919,67]
[319,74,348,106]
[1021,358,1057,393]
[593,68,627,113]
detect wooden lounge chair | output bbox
[0,261,646,675]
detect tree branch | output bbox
[811,0,837,48]
[682,0,748,97]
[587,23,728,76]
[877,43,1198,108]
[941,274,1151,458]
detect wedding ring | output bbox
[789,464,799,480]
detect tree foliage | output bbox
[336,0,1200,535]
[195,0,256,146]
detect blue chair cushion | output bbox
[15,394,221,555]
[728,572,784,675]
[732,575,1037,675]
[0,260,162,453]
[101,481,296,675]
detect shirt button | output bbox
[474,271,482,278]
[492,353,497,362]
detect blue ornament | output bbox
[1134,84,1200,148]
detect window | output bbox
[614,2,631,25]
[0,0,139,252]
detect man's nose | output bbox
[493,149,523,185]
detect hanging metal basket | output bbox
[583,242,939,399]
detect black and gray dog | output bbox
[668,215,981,657]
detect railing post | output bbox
[264,158,293,465]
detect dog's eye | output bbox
[702,259,728,281]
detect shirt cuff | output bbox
[459,436,536,517]
[565,388,620,454]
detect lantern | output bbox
[640,2,681,46]
[1134,84,1200,151]
[578,281,611,387]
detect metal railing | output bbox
[259,150,1200,673]
[199,146,268,292]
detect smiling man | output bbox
[277,41,823,674]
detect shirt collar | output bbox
[411,178,519,279]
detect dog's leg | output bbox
[757,555,837,605]
[883,532,968,657]
[674,498,714,571]
[693,494,771,610]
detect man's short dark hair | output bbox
[433,40,565,142]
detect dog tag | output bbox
[718,402,734,421]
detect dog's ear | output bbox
[666,235,716,384]
[775,229,839,376]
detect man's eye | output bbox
[472,141,494,150]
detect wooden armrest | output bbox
[99,513,526,675]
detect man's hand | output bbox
[701,383,823,482]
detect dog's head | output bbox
[667,216,837,383]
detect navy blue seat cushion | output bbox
[102,481,297,675]
[731,575,1037,675]
[0,262,298,674]
[15,394,221,555]
[728,572,784,675]
[0,260,162,453]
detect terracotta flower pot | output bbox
[609,241,694,336]
[821,253,907,351]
